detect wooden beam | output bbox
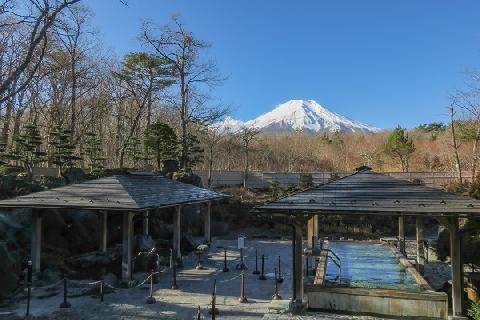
[173,206,182,261]
[449,217,464,317]
[31,210,43,273]
[307,217,314,249]
[398,216,405,255]
[416,217,425,275]
[99,211,108,252]
[122,212,135,280]
[313,214,319,239]
[204,202,211,244]
[294,223,304,310]
[142,211,149,235]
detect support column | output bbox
[398,216,405,255]
[307,217,314,249]
[313,214,319,240]
[173,206,182,261]
[204,201,211,244]
[142,211,149,236]
[31,210,43,273]
[293,224,304,310]
[122,212,135,280]
[416,217,425,275]
[99,211,108,253]
[449,217,464,317]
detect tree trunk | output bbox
[450,105,463,184]
[207,146,213,188]
[471,117,480,181]
[243,144,249,189]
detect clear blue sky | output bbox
[84,0,480,129]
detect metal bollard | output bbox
[59,278,71,308]
[236,248,247,270]
[252,249,260,275]
[277,256,284,283]
[208,279,219,317]
[146,269,156,304]
[222,248,229,272]
[272,268,282,300]
[238,271,248,303]
[26,261,32,318]
[258,254,266,280]
[196,305,202,320]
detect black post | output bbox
[305,254,309,277]
[146,269,156,304]
[196,305,201,320]
[239,271,247,303]
[272,267,282,300]
[291,225,296,303]
[259,254,266,280]
[59,278,71,308]
[26,261,32,318]
[222,248,229,272]
[277,255,284,283]
[311,235,315,250]
[208,279,219,317]
[100,279,104,302]
[171,249,178,289]
[252,249,260,275]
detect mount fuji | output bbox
[219,99,380,133]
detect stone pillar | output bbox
[294,224,304,310]
[122,212,135,280]
[449,217,464,317]
[398,216,405,255]
[173,206,182,260]
[416,217,425,275]
[31,210,43,273]
[204,202,211,244]
[142,211,149,236]
[307,217,314,249]
[99,211,108,253]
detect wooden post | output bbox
[204,202,211,244]
[416,216,425,275]
[143,211,149,236]
[294,224,304,310]
[99,211,108,253]
[122,212,135,280]
[31,210,43,273]
[313,214,319,240]
[398,216,405,255]
[173,206,182,261]
[449,217,464,317]
[307,217,314,249]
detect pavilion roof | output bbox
[255,169,480,217]
[0,172,228,211]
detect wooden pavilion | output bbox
[0,172,227,280]
[255,168,480,318]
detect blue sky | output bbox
[84,0,480,129]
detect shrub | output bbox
[468,300,480,320]
[299,173,314,189]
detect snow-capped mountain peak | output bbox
[219,99,380,133]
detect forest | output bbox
[1,1,480,184]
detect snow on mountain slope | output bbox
[219,99,380,133]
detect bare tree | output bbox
[238,126,260,188]
[449,97,463,184]
[141,16,224,169]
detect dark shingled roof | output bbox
[255,170,480,217]
[0,173,228,211]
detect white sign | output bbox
[237,235,246,249]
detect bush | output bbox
[299,174,314,189]
[468,300,480,320]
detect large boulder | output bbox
[0,242,18,302]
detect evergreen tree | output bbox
[144,122,178,169]
[125,137,145,168]
[385,126,415,172]
[10,124,46,176]
[183,132,203,168]
[84,132,106,175]
[49,126,81,170]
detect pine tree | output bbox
[385,126,415,172]
[144,122,178,169]
[10,124,46,176]
[84,132,106,175]
[125,137,145,168]
[49,126,81,170]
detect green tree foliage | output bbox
[84,132,106,175]
[144,122,178,169]
[182,132,204,169]
[10,124,46,176]
[468,298,480,320]
[417,122,447,133]
[385,126,415,172]
[125,138,145,168]
[49,126,81,170]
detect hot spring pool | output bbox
[324,242,420,291]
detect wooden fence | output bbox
[194,170,469,189]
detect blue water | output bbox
[325,242,420,291]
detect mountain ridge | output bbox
[219,99,381,133]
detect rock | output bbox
[103,273,118,286]
[135,234,156,252]
[0,242,18,302]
